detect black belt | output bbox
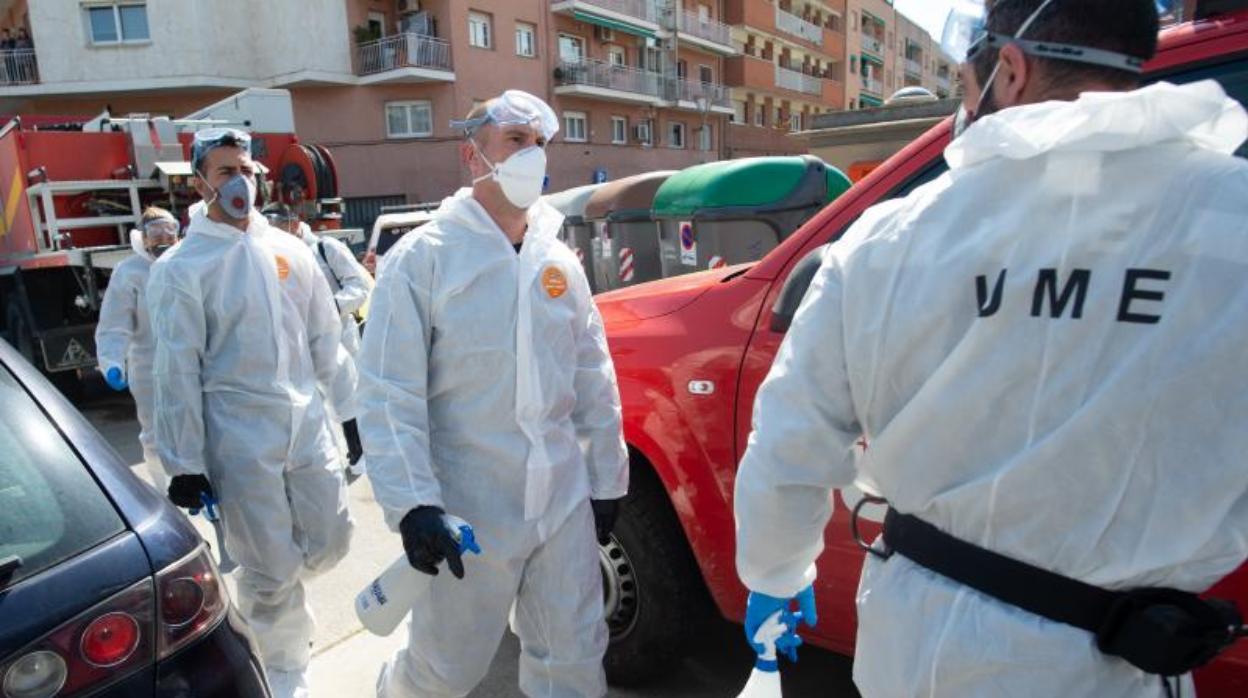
[868,506,1246,676]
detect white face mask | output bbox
[471,141,547,210]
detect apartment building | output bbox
[722,0,847,158]
[844,0,957,109]
[0,0,736,219]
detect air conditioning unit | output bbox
[595,26,615,41]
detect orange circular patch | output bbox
[542,266,568,299]
[275,254,290,281]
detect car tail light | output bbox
[156,545,228,660]
[0,578,155,698]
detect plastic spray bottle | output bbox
[354,514,480,636]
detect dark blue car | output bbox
[0,339,269,698]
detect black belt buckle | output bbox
[851,495,892,560]
[1096,588,1245,676]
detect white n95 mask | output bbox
[472,143,547,210]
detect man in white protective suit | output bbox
[359,91,629,697]
[265,203,373,481]
[734,1,1248,697]
[94,207,178,491]
[147,128,354,698]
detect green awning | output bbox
[572,11,657,39]
[861,52,884,67]
[859,93,884,107]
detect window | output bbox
[644,46,663,72]
[850,56,857,75]
[774,107,782,127]
[677,60,688,79]
[468,11,492,48]
[699,5,711,23]
[668,121,686,149]
[753,104,764,126]
[385,101,433,139]
[0,366,126,590]
[85,2,150,45]
[564,111,588,142]
[368,11,386,38]
[611,116,627,144]
[789,112,802,132]
[559,34,585,62]
[515,22,536,57]
[732,101,745,124]
[636,119,653,145]
[608,45,626,67]
[699,65,713,84]
[698,124,712,151]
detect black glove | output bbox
[167,474,214,509]
[398,505,464,579]
[591,498,621,545]
[342,419,363,466]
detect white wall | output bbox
[27,0,353,87]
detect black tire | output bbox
[602,458,713,686]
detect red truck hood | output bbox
[595,265,747,323]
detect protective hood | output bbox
[435,187,565,245]
[129,228,155,263]
[946,80,1248,170]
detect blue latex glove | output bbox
[744,585,818,661]
[104,366,128,391]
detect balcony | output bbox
[676,10,737,56]
[667,78,735,114]
[861,75,884,96]
[775,6,823,47]
[550,0,661,35]
[355,33,454,84]
[554,58,665,105]
[904,57,923,78]
[775,64,822,96]
[0,49,38,86]
[861,34,884,57]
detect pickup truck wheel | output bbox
[602,465,710,686]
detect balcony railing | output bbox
[904,57,923,77]
[861,76,884,95]
[775,65,822,96]
[0,49,39,85]
[775,6,823,46]
[861,34,884,56]
[667,78,732,109]
[677,9,732,47]
[556,58,665,98]
[356,33,452,75]
[553,0,658,24]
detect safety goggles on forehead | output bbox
[942,0,1148,73]
[191,127,252,170]
[450,90,560,141]
[142,217,179,238]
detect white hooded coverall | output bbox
[359,189,628,698]
[147,209,354,696]
[735,80,1248,697]
[95,230,164,489]
[299,223,370,421]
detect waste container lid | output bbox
[653,155,849,219]
[543,183,607,224]
[584,170,678,222]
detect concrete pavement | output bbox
[79,384,858,697]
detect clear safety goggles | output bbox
[141,217,180,239]
[941,0,1152,73]
[191,127,252,170]
[450,90,560,142]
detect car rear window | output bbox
[0,367,126,590]
[375,226,412,258]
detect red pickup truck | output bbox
[598,9,1248,695]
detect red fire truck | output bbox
[0,89,351,395]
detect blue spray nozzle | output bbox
[193,492,220,522]
[457,525,481,556]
